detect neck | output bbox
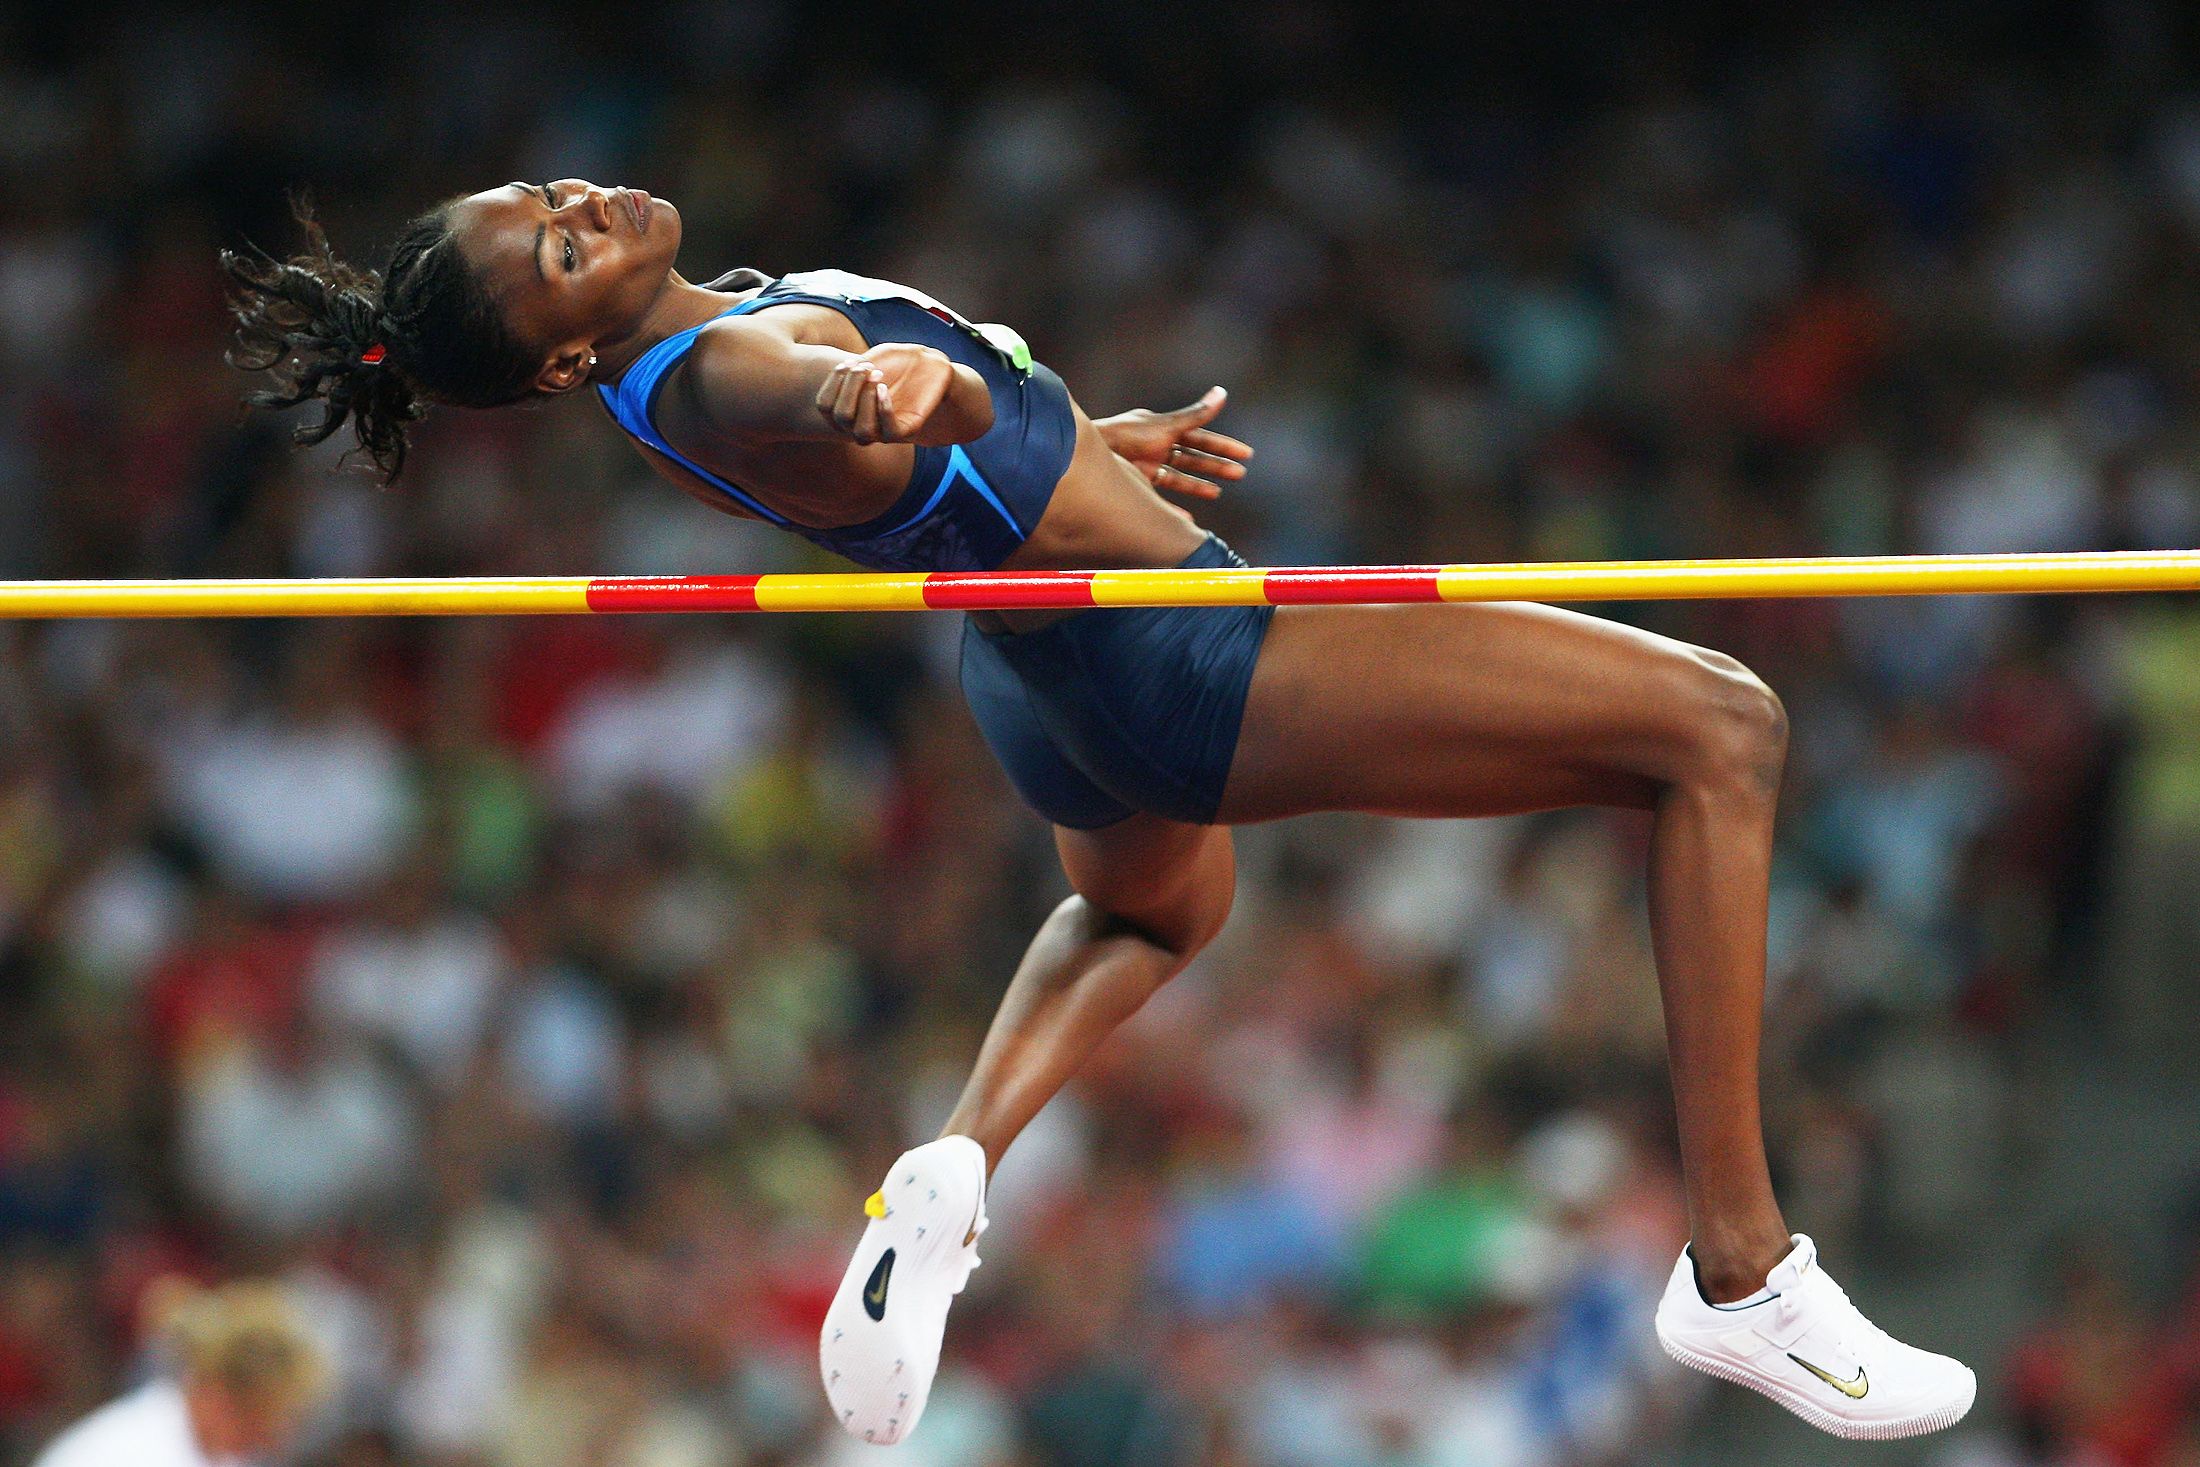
[588,270,759,384]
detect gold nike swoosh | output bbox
[867,1275,889,1307]
[1789,1352,1868,1399]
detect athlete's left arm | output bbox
[686,320,994,448]
[1091,386,1253,500]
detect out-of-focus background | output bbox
[2,2,2199,1464]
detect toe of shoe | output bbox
[824,1383,918,1445]
[1914,1355,1978,1418]
[1864,1353,1976,1436]
[820,1331,925,1444]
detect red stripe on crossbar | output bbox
[921,571,1099,610]
[1263,567,1444,604]
[585,576,763,612]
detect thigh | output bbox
[1055,812,1236,952]
[1218,601,1743,823]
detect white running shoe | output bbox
[820,1135,989,1446]
[1654,1233,1976,1440]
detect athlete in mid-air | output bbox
[223,179,1977,1444]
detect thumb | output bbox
[1167,385,1227,426]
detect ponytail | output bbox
[221,195,541,483]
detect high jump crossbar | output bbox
[0,551,2195,618]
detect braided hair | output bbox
[220,197,542,482]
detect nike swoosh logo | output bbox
[1789,1352,1868,1399]
[863,1249,895,1321]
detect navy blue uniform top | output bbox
[596,268,1078,572]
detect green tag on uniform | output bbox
[976,322,1033,373]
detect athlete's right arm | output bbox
[682,320,994,447]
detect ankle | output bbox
[939,1125,1003,1179]
[1691,1229,1793,1305]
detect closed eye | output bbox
[538,186,578,271]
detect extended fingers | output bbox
[1169,444,1248,481]
[1182,427,1253,463]
[1153,442,1232,499]
[1154,463,1224,500]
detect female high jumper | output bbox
[222,179,1975,1445]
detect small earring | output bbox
[587,354,598,368]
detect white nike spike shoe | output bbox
[820,1135,989,1446]
[1654,1233,1976,1440]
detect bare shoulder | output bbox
[681,310,796,373]
[689,302,867,363]
[667,317,802,437]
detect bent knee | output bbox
[1123,859,1235,957]
[1068,847,1234,960]
[1055,888,1229,989]
[1663,649,1788,798]
[1060,821,1236,957]
[1173,862,1236,952]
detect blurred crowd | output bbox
[3,3,2200,1465]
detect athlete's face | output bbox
[447,178,682,393]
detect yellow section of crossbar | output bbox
[1431,551,2200,602]
[0,577,598,618]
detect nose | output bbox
[554,181,615,231]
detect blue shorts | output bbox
[959,536,1275,828]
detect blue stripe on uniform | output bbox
[879,445,1022,540]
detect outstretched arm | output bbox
[684,321,995,447]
